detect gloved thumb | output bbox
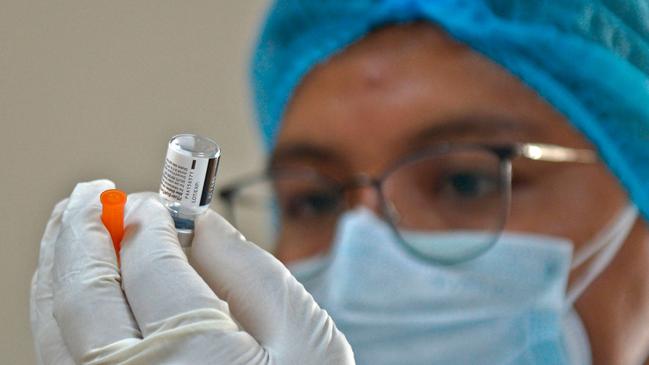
[190,209,353,364]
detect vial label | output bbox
[200,156,219,206]
[159,148,219,209]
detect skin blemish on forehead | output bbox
[312,23,473,100]
[358,57,384,89]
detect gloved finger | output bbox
[53,180,141,363]
[120,193,237,338]
[191,209,353,362]
[30,198,75,365]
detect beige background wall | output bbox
[0,1,269,363]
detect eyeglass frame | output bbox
[218,142,598,264]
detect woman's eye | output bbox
[439,170,499,199]
[281,191,340,220]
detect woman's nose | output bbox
[344,186,383,215]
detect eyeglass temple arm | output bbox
[519,143,598,163]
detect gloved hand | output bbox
[30,180,354,365]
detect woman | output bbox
[32,1,649,364]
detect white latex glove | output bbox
[30,180,354,365]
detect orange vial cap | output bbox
[100,189,127,261]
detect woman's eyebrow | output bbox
[269,116,539,167]
[269,143,343,168]
[409,115,541,146]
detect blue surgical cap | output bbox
[250,0,649,219]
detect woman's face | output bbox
[272,23,627,264]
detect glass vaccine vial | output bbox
[159,134,220,247]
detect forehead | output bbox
[275,23,589,173]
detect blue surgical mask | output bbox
[288,206,638,365]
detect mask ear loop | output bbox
[570,205,637,269]
[565,204,638,307]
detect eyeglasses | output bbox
[218,143,597,264]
